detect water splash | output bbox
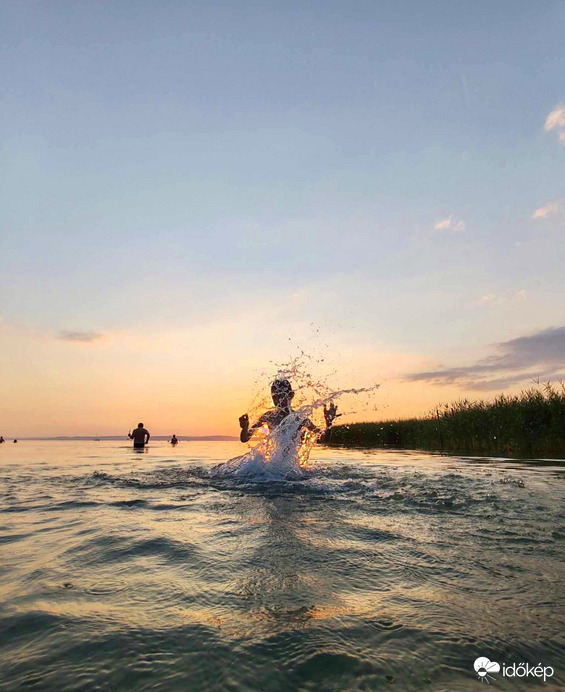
[211,411,313,480]
[212,354,379,481]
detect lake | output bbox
[1,441,563,691]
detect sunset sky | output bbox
[1,1,564,437]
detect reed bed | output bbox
[327,383,565,458]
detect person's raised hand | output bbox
[239,414,249,430]
[323,402,341,427]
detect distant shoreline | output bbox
[15,436,239,442]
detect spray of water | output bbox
[212,354,379,480]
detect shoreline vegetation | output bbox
[326,384,565,459]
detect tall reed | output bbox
[326,383,565,458]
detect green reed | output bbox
[326,383,565,458]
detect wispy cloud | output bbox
[473,290,527,308]
[405,326,565,391]
[57,330,102,342]
[433,216,465,232]
[531,201,560,219]
[544,104,565,143]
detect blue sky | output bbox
[1,1,564,434]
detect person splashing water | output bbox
[239,377,339,444]
[211,351,379,480]
[212,376,340,480]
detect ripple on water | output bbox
[1,446,564,691]
[65,534,201,567]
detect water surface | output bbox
[1,441,564,691]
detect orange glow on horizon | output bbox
[0,321,531,438]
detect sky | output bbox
[1,0,564,436]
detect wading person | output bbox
[128,423,150,449]
[239,378,339,444]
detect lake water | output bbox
[0,441,564,691]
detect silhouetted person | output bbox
[128,423,150,449]
[13,439,17,443]
[239,378,339,444]
[170,435,178,445]
[0,436,4,443]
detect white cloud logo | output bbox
[472,656,554,682]
[474,657,500,684]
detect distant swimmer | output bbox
[239,377,339,444]
[170,435,178,445]
[13,439,18,443]
[0,436,4,443]
[128,423,150,449]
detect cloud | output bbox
[433,216,465,232]
[473,290,527,308]
[544,104,565,143]
[532,201,560,219]
[57,330,102,342]
[405,326,565,390]
[477,293,497,305]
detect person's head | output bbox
[271,377,294,409]
[138,422,144,428]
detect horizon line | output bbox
[8,435,239,441]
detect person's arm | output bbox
[145,430,150,444]
[239,413,266,443]
[127,431,133,439]
[303,418,322,436]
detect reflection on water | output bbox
[0,441,564,691]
